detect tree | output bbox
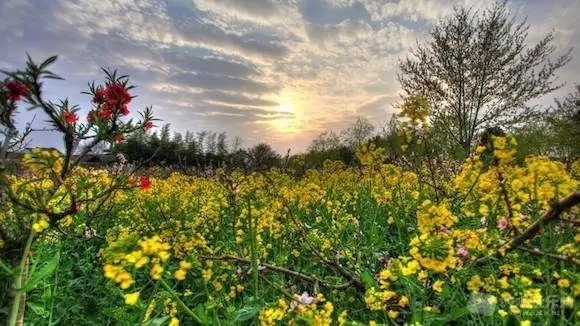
[546,85,580,162]
[196,131,207,155]
[308,130,341,152]
[341,117,375,148]
[206,131,217,155]
[247,143,280,171]
[398,1,571,154]
[231,136,243,152]
[159,123,171,143]
[216,132,228,156]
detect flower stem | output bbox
[8,229,35,326]
[159,278,202,324]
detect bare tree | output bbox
[308,130,341,152]
[341,117,375,148]
[398,1,571,154]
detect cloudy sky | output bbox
[1,0,579,153]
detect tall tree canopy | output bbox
[398,1,571,154]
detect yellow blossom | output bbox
[432,280,444,293]
[124,292,140,305]
[174,269,187,281]
[150,264,163,280]
[562,296,574,308]
[558,279,570,288]
[398,296,409,307]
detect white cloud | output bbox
[361,0,495,22]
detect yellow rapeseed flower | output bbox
[398,296,409,307]
[124,292,140,305]
[150,264,163,280]
[562,296,574,308]
[174,269,187,281]
[558,279,570,288]
[169,317,179,326]
[432,280,444,293]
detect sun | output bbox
[277,97,294,113]
[268,93,302,133]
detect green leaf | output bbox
[19,250,60,293]
[231,305,260,323]
[360,269,376,289]
[142,316,170,326]
[194,304,212,325]
[27,301,49,318]
[39,56,58,70]
[446,307,471,321]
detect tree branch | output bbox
[201,255,355,290]
[515,245,580,266]
[476,191,580,265]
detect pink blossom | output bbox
[457,246,469,258]
[497,217,508,230]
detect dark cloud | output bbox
[169,100,292,118]
[171,72,278,94]
[174,19,289,60]
[199,90,278,107]
[162,52,259,77]
[300,0,371,25]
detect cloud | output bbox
[173,20,290,61]
[199,91,279,107]
[162,53,259,77]
[306,19,373,45]
[170,73,278,94]
[193,0,280,23]
[2,0,579,154]
[360,0,495,23]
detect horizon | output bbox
[2,0,579,155]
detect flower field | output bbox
[0,56,578,326]
[2,139,578,325]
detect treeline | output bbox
[108,125,280,172]
[110,81,580,171]
[108,83,578,175]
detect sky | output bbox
[1,0,579,154]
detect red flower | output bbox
[4,80,29,102]
[62,110,78,124]
[120,104,130,116]
[104,83,131,107]
[143,120,153,130]
[115,133,125,142]
[139,176,151,190]
[99,107,112,120]
[93,87,106,104]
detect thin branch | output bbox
[515,245,580,266]
[477,191,580,265]
[201,255,355,290]
[258,171,365,290]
